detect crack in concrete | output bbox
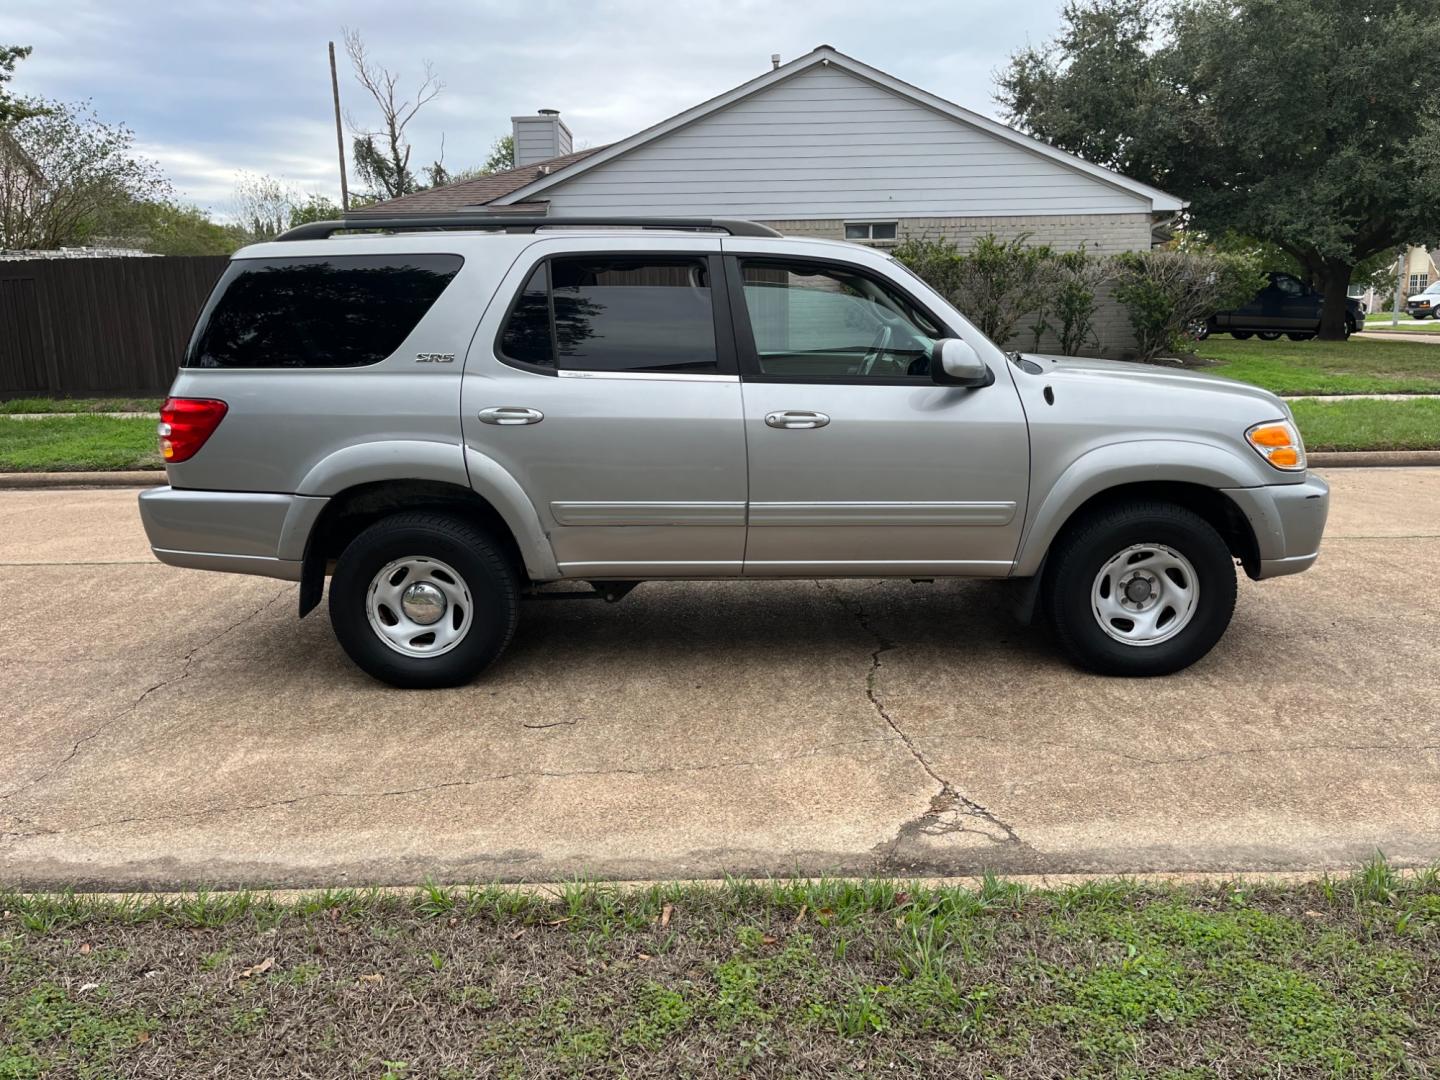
[521,719,579,730]
[0,588,289,802]
[0,735,898,841]
[814,583,1032,868]
[943,731,1440,767]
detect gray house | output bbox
[362,45,1185,349]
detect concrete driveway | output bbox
[2,468,1438,890]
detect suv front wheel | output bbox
[329,512,518,688]
[1042,502,1237,676]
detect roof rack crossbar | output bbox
[275,215,783,242]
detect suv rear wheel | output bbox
[329,512,518,688]
[1042,502,1237,676]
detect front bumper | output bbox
[1221,474,1330,579]
[1407,303,1433,317]
[138,486,327,581]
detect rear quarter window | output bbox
[185,254,463,369]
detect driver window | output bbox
[738,259,941,379]
[1276,276,1304,296]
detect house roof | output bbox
[492,45,1185,214]
[352,145,608,215]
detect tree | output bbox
[96,197,239,255]
[483,134,515,174]
[288,192,343,227]
[0,45,45,125]
[343,28,442,200]
[0,98,168,249]
[230,172,293,244]
[229,177,344,244]
[998,0,1440,340]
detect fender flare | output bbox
[295,440,559,583]
[1012,440,1268,577]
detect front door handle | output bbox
[478,406,544,426]
[765,410,830,430]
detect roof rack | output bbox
[275,215,783,242]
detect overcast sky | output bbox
[8,0,1066,213]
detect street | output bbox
[2,468,1438,890]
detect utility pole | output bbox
[1392,247,1405,327]
[329,41,349,212]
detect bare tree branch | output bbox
[342,27,443,200]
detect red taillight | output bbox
[158,397,228,463]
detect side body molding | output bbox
[1012,440,1271,577]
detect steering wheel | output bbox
[858,323,894,376]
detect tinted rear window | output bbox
[185,254,463,368]
[497,256,718,375]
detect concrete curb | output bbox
[0,471,164,489]
[1309,450,1440,468]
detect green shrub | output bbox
[895,234,1116,354]
[895,232,1056,347]
[1052,247,1111,355]
[1111,249,1264,361]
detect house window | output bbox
[1411,273,1429,292]
[843,221,899,244]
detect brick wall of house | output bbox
[761,213,1153,356]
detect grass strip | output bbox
[0,416,162,471]
[0,398,163,415]
[1199,337,1440,395]
[1290,397,1440,451]
[3,858,1437,1078]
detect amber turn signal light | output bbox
[1245,419,1305,471]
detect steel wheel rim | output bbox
[1091,542,1199,647]
[365,556,473,658]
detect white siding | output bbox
[537,66,1150,219]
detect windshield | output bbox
[1426,282,1440,296]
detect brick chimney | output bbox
[512,109,573,168]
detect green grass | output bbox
[1290,397,1440,451]
[1361,320,1440,333]
[1198,336,1440,395]
[0,397,162,415]
[2,860,1439,1078]
[0,415,161,471]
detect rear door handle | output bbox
[478,406,544,426]
[764,410,830,430]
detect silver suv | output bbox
[139,216,1329,688]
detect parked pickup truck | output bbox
[139,216,1329,688]
[1200,271,1364,340]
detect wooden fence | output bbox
[0,256,228,398]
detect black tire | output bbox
[1343,316,1355,338]
[329,512,518,688]
[1230,331,1253,340]
[1042,502,1237,677]
[1256,331,1282,341]
[1286,332,1314,341]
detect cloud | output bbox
[8,0,1066,205]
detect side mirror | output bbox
[931,338,993,388]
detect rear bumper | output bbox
[1222,474,1330,580]
[138,486,326,581]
